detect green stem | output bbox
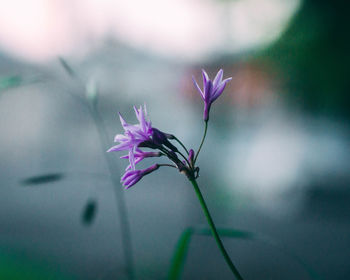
[177,150,191,167]
[58,58,135,279]
[189,179,244,280]
[173,136,189,155]
[90,107,135,280]
[158,163,178,169]
[194,121,208,164]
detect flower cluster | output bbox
[108,69,231,188]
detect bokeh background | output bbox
[0,0,349,279]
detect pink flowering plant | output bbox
[108,69,244,279]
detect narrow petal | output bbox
[201,69,209,84]
[125,164,132,171]
[201,69,209,94]
[107,142,132,152]
[213,69,223,88]
[129,149,136,170]
[121,171,134,181]
[114,134,128,142]
[143,103,148,116]
[123,173,140,186]
[192,76,204,99]
[211,78,232,102]
[204,80,213,102]
[139,106,147,132]
[210,83,227,103]
[119,113,128,128]
[124,177,140,189]
[221,77,232,84]
[134,105,148,133]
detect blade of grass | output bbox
[58,57,77,79]
[81,199,98,226]
[168,226,321,280]
[168,227,194,280]
[21,173,64,186]
[58,57,135,280]
[0,76,22,92]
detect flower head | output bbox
[192,69,231,121]
[121,164,159,189]
[108,104,181,173]
[107,104,153,169]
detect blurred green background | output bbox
[0,0,349,279]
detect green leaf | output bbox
[194,227,255,240]
[168,226,321,280]
[168,227,194,280]
[0,251,73,279]
[21,173,64,186]
[0,76,22,92]
[81,199,97,226]
[85,79,98,107]
[58,57,76,78]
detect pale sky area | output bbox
[0,0,300,62]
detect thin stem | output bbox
[158,163,178,169]
[177,150,191,167]
[59,58,135,280]
[90,106,135,280]
[189,179,244,280]
[194,121,208,164]
[173,136,189,155]
[158,146,190,169]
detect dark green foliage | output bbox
[0,76,22,92]
[259,0,350,119]
[168,226,321,280]
[81,199,97,226]
[58,57,77,78]
[21,173,64,186]
[168,227,194,280]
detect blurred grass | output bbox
[168,226,321,280]
[0,76,22,92]
[0,251,73,280]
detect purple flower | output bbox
[192,69,232,121]
[120,149,161,171]
[107,105,153,170]
[121,164,159,189]
[188,149,195,165]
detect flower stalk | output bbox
[189,178,244,280]
[194,120,208,164]
[107,68,241,278]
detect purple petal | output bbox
[210,82,226,103]
[201,69,209,93]
[201,69,209,84]
[128,149,136,170]
[204,80,213,102]
[107,142,132,152]
[119,113,129,128]
[212,69,223,88]
[121,171,134,181]
[124,177,140,189]
[134,105,148,134]
[123,171,142,187]
[221,77,232,84]
[192,76,204,99]
[123,174,138,186]
[114,134,128,142]
[211,78,232,102]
